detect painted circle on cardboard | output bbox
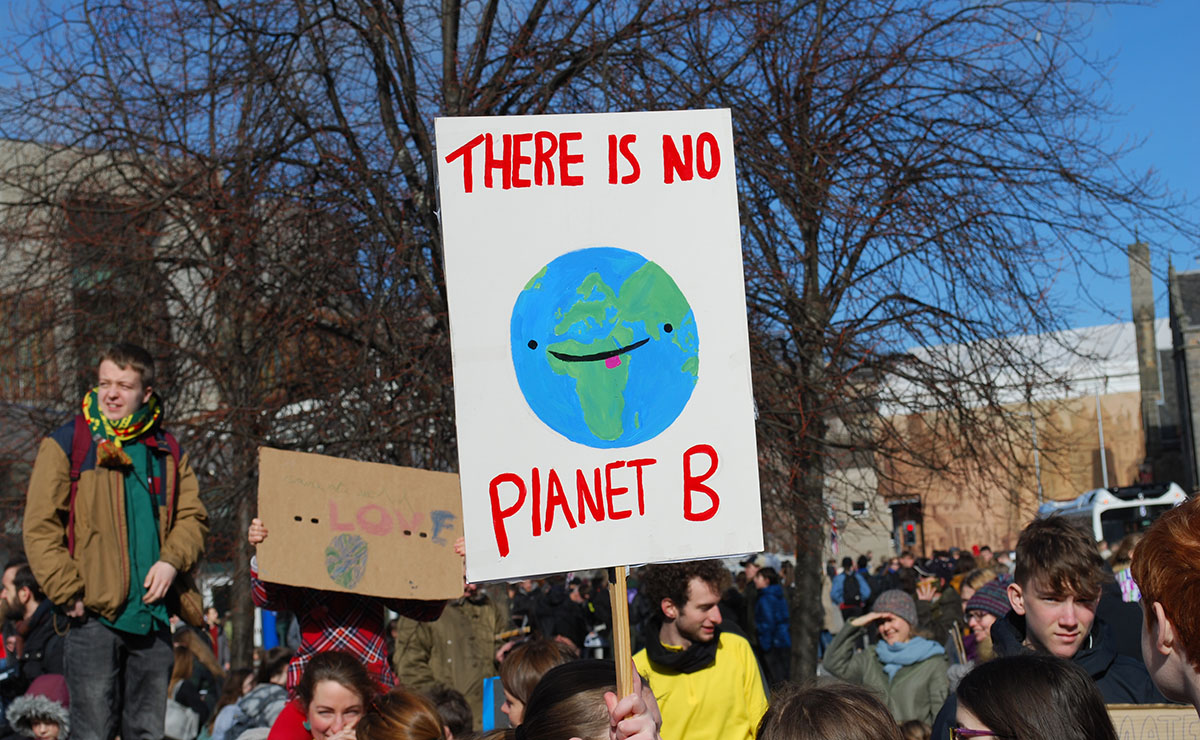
[325,533,368,589]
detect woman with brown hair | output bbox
[755,682,903,740]
[492,659,661,740]
[174,628,226,722]
[355,689,444,740]
[268,651,383,740]
[497,639,577,726]
[168,644,210,737]
[953,653,1118,740]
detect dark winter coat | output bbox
[16,600,66,690]
[754,584,791,651]
[929,611,1170,740]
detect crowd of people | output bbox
[2,341,1200,740]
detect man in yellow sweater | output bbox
[633,560,768,740]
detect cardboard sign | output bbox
[1109,704,1200,739]
[256,447,464,600]
[436,109,762,582]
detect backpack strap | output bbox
[67,414,92,558]
[162,430,182,528]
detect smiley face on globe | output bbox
[510,247,699,448]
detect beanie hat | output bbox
[6,673,70,739]
[873,589,918,626]
[965,578,1012,620]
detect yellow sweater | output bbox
[633,630,768,740]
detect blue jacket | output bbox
[830,571,872,607]
[754,584,791,650]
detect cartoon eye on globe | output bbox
[510,247,699,448]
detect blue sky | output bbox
[1072,2,1200,327]
[0,1,1195,330]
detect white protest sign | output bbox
[436,109,762,582]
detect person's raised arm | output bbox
[247,518,297,610]
[824,613,881,682]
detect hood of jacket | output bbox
[989,611,1118,679]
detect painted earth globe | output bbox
[510,247,699,448]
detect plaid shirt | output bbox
[250,558,445,692]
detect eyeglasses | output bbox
[951,728,1006,739]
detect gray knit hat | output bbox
[873,589,918,626]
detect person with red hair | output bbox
[1132,496,1200,716]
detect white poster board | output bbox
[436,109,762,582]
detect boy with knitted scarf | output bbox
[24,343,208,740]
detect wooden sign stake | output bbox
[608,565,634,697]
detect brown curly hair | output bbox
[638,559,729,614]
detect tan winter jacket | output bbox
[393,594,508,731]
[23,420,208,621]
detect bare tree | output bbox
[594,0,1196,677]
[0,0,726,662]
[3,0,1193,679]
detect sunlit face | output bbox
[966,610,997,643]
[0,566,23,619]
[97,359,151,421]
[668,577,723,644]
[306,680,364,740]
[1009,577,1097,659]
[877,613,913,646]
[30,720,60,740]
[500,688,525,726]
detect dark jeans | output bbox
[65,616,172,740]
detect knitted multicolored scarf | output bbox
[82,388,162,467]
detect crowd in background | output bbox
[2,504,1199,740]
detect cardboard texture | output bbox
[256,447,464,600]
[1108,704,1200,739]
[436,109,763,583]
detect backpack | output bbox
[841,572,863,608]
[64,414,204,627]
[66,413,182,556]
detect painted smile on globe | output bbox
[510,247,699,448]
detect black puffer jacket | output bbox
[930,611,1168,740]
[16,600,66,690]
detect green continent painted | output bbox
[548,271,630,440]
[547,340,630,440]
[546,264,693,440]
[615,262,698,374]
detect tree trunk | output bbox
[230,443,257,668]
[790,448,827,681]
